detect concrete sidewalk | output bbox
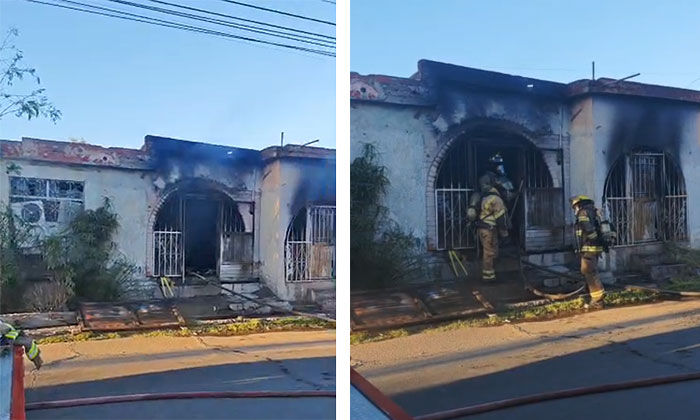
[28,330,335,388]
[352,300,700,418]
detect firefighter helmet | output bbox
[488,153,504,164]
[570,195,593,208]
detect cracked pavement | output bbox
[352,300,700,419]
[25,330,335,419]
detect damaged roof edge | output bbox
[261,144,336,161]
[352,59,700,106]
[417,59,569,98]
[0,137,151,170]
[567,78,700,105]
[0,136,335,169]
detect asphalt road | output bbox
[24,330,336,419]
[352,300,700,419]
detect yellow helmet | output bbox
[570,195,593,208]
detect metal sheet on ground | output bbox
[351,292,425,328]
[352,276,540,330]
[79,301,179,332]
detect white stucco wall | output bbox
[0,160,151,273]
[351,103,436,240]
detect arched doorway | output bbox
[603,150,687,246]
[151,185,253,279]
[432,125,565,252]
[285,205,336,282]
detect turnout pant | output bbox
[580,252,605,303]
[479,227,498,281]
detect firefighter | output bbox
[478,180,509,282]
[479,153,516,205]
[0,320,43,369]
[570,195,609,308]
[467,153,515,225]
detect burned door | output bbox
[219,202,254,281]
[522,149,566,251]
[308,206,336,279]
[285,206,336,282]
[605,151,688,246]
[629,153,662,243]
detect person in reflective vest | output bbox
[571,195,606,307]
[479,184,509,282]
[0,321,43,369]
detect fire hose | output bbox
[413,371,700,419]
[25,391,335,411]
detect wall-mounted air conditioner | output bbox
[10,201,48,251]
[11,201,45,225]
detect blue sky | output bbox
[0,0,335,150]
[351,0,700,89]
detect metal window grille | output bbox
[604,152,687,246]
[9,177,84,223]
[152,196,184,277]
[285,206,336,282]
[434,139,475,251]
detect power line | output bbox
[219,0,335,26]
[321,0,336,4]
[103,0,334,48]
[148,0,334,41]
[26,0,334,57]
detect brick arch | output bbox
[145,177,249,276]
[425,118,548,250]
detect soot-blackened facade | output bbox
[0,135,335,302]
[351,60,700,274]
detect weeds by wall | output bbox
[1,198,138,312]
[351,143,431,290]
[0,204,33,312]
[43,198,138,304]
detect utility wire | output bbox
[103,0,334,47]
[148,0,334,41]
[26,0,334,57]
[219,0,335,26]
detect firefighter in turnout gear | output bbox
[467,153,516,225]
[479,153,516,205]
[478,181,509,282]
[571,195,610,308]
[0,320,43,369]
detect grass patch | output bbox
[350,289,658,345]
[666,277,700,292]
[37,317,334,344]
[350,329,408,345]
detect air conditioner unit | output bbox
[11,201,45,225]
[10,201,48,251]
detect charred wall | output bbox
[258,156,336,301]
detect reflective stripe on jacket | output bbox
[0,322,18,340]
[480,189,507,226]
[575,205,604,253]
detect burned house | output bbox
[0,135,335,303]
[351,60,699,278]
